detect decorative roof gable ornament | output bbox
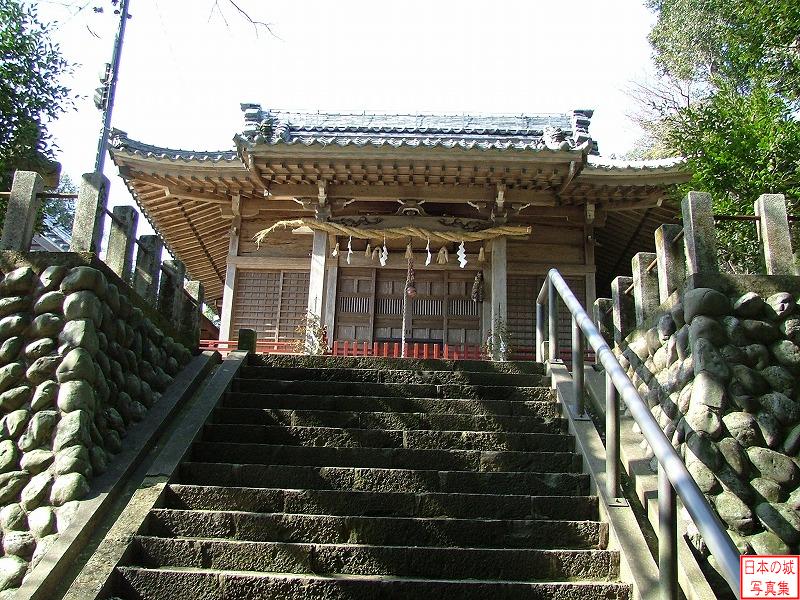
[543,126,572,151]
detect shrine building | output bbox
[108,105,688,356]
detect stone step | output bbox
[249,354,547,375]
[179,463,589,496]
[239,365,548,387]
[202,424,576,452]
[213,407,564,433]
[190,442,583,473]
[115,567,630,600]
[221,392,558,417]
[145,510,608,550]
[232,378,554,401]
[131,537,620,582]
[164,485,600,521]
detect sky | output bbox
[35,0,658,237]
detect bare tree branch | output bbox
[209,0,278,39]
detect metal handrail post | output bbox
[605,370,620,499]
[548,278,558,361]
[571,317,585,415]
[535,301,544,363]
[659,464,679,600]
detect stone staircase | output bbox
[109,355,631,599]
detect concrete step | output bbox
[164,485,600,521]
[132,537,620,581]
[190,442,583,473]
[249,354,547,375]
[239,365,549,387]
[179,463,589,496]
[221,392,558,416]
[232,378,554,401]
[213,407,564,433]
[115,567,630,600]
[145,509,608,550]
[202,424,576,452]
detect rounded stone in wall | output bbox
[39,266,68,293]
[746,447,798,486]
[0,268,36,295]
[760,365,795,396]
[714,490,756,534]
[24,338,56,362]
[741,320,782,345]
[755,501,800,546]
[0,555,27,591]
[683,288,731,323]
[27,506,56,539]
[30,381,57,412]
[0,504,26,532]
[758,391,800,425]
[49,473,89,506]
[55,348,96,384]
[59,267,107,298]
[734,292,766,319]
[765,292,796,321]
[751,477,785,503]
[0,337,22,366]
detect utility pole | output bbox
[94,0,131,174]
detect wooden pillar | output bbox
[106,205,138,280]
[70,172,108,253]
[133,234,162,305]
[655,224,685,302]
[584,224,596,313]
[681,191,718,277]
[1,171,43,251]
[755,193,795,275]
[306,229,327,352]
[219,216,240,341]
[323,251,338,348]
[491,237,507,328]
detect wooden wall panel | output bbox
[238,218,313,258]
[231,269,309,341]
[507,274,585,355]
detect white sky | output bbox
[36,0,657,237]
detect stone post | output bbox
[306,229,327,352]
[594,298,614,349]
[106,205,139,281]
[133,235,163,305]
[237,328,256,353]
[182,280,204,350]
[632,252,659,326]
[158,259,186,326]
[491,237,508,330]
[655,224,685,303]
[1,171,44,251]
[755,193,795,275]
[70,172,108,253]
[681,191,718,276]
[611,276,635,350]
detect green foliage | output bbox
[0,0,71,191]
[636,0,800,272]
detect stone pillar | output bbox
[158,259,186,326]
[219,219,240,341]
[183,280,204,350]
[323,258,338,348]
[70,172,108,253]
[611,276,635,350]
[106,205,139,280]
[306,229,327,327]
[133,235,163,305]
[655,224,685,303]
[755,193,795,275]
[491,237,508,328]
[594,298,614,349]
[681,191,718,276]
[1,171,44,251]
[237,328,256,353]
[632,252,659,326]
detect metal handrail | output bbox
[536,268,741,599]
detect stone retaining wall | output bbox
[0,263,191,594]
[617,284,800,562]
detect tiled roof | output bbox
[109,130,239,163]
[586,155,686,171]
[237,104,596,153]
